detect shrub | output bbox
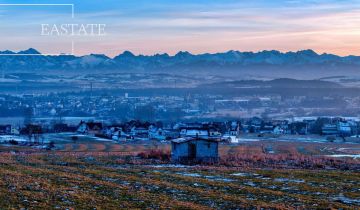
[219,152,360,170]
[326,136,336,142]
[9,140,18,145]
[49,141,55,148]
[71,136,79,142]
[138,149,171,161]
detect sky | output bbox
[0,0,360,57]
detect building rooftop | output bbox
[171,137,221,143]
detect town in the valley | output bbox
[1,113,360,148]
[1,89,360,149]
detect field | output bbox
[0,138,359,209]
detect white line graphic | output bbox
[0,4,75,56]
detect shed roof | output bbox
[171,137,221,143]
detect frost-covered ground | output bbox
[327,154,360,159]
[0,136,359,208]
[0,135,27,143]
[0,153,358,209]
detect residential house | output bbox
[11,127,20,135]
[148,125,166,141]
[130,125,150,139]
[337,122,352,136]
[228,121,241,136]
[180,127,209,139]
[322,124,338,136]
[247,117,263,133]
[272,120,290,134]
[53,123,77,133]
[163,129,180,140]
[289,122,308,135]
[273,126,285,135]
[77,121,103,136]
[259,122,275,134]
[102,125,128,141]
[0,125,11,135]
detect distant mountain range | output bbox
[1,48,360,74]
[201,78,343,89]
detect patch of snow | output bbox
[326,154,360,159]
[244,181,256,187]
[0,135,28,143]
[231,173,248,177]
[177,172,234,182]
[177,172,201,177]
[274,178,305,183]
[237,138,260,142]
[149,164,191,168]
[204,175,234,182]
[332,193,360,205]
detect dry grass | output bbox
[0,151,358,209]
[0,140,359,209]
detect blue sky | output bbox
[0,0,360,56]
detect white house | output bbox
[148,126,166,141]
[180,128,209,139]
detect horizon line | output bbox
[0,48,358,58]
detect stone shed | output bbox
[171,137,220,163]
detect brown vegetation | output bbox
[138,149,171,161]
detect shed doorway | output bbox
[188,143,196,160]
